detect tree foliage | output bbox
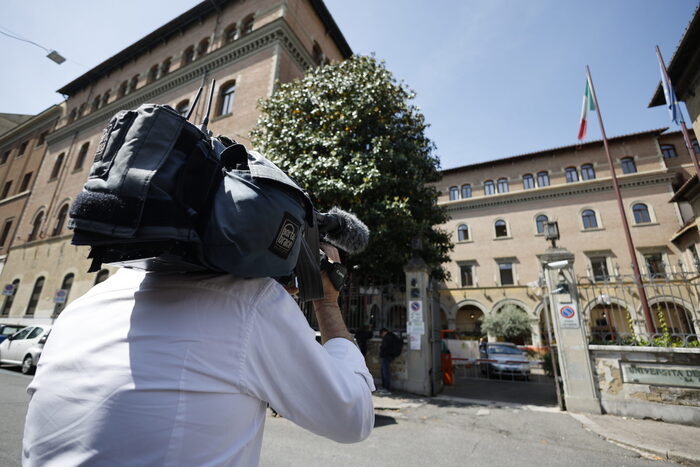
[251,55,452,283]
[481,305,532,339]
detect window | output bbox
[197,38,210,58]
[661,144,677,159]
[28,211,44,242]
[693,139,700,155]
[53,273,74,316]
[582,209,598,229]
[160,58,171,76]
[644,253,665,278]
[78,103,86,117]
[52,204,69,237]
[102,90,111,106]
[27,327,44,339]
[128,75,139,93]
[19,172,32,191]
[241,15,254,35]
[495,220,508,238]
[219,82,236,116]
[1,278,19,315]
[449,186,459,200]
[632,203,651,224]
[17,141,29,157]
[95,269,110,285]
[457,224,469,241]
[25,276,45,316]
[498,262,514,285]
[497,178,509,193]
[117,80,128,98]
[50,153,64,180]
[91,95,101,111]
[484,180,495,195]
[621,157,636,174]
[68,108,77,123]
[522,174,535,190]
[536,171,550,187]
[176,100,190,117]
[147,64,159,84]
[460,264,474,287]
[74,142,90,170]
[590,257,609,282]
[689,245,700,271]
[37,131,48,146]
[565,167,579,183]
[535,215,548,234]
[10,327,31,340]
[1,150,10,164]
[1,181,12,199]
[224,24,238,43]
[312,42,324,66]
[0,219,13,247]
[461,184,472,199]
[581,164,596,180]
[182,46,195,66]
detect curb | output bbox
[569,413,700,465]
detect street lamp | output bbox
[46,50,66,64]
[544,221,559,248]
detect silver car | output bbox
[0,325,52,374]
[479,343,531,379]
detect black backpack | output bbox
[387,332,403,358]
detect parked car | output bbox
[0,325,52,374]
[479,342,531,379]
[0,324,25,344]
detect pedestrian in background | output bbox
[378,328,402,395]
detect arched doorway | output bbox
[650,301,696,335]
[589,304,633,343]
[455,305,483,340]
[487,303,532,345]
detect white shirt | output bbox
[23,269,374,466]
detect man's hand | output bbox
[313,243,353,344]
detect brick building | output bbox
[0,0,351,324]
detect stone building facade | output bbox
[435,129,700,346]
[0,0,351,325]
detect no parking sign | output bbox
[558,303,579,329]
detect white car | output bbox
[0,325,52,374]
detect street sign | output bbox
[557,303,579,329]
[54,289,68,304]
[2,284,15,296]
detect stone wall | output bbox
[590,345,700,426]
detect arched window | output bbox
[581,163,596,180]
[241,15,254,35]
[484,180,495,195]
[161,58,171,77]
[102,90,111,106]
[495,220,508,238]
[224,24,238,43]
[632,203,651,224]
[78,103,86,117]
[53,273,74,316]
[28,211,44,242]
[582,209,598,229]
[182,46,195,66]
[218,82,236,116]
[175,100,190,117]
[536,171,550,187]
[693,139,700,155]
[147,64,159,84]
[0,219,14,247]
[461,184,472,199]
[522,174,535,190]
[128,74,139,93]
[52,204,69,237]
[74,142,90,170]
[25,276,45,316]
[449,186,458,200]
[49,153,64,180]
[117,80,128,98]
[312,42,324,66]
[621,157,636,174]
[67,108,77,124]
[91,95,101,112]
[197,38,210,58]
[1,278,19,315]
[497,178,509,193]
[19,172,32,191]
[565,167,579,183]
[661,144,677,159]
[95,269,110,285]
[457,224,469,241]
[536,215,549,234]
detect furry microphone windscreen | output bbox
[70,191,128,224]
[321,207,370,254]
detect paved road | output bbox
[0,369,678,466]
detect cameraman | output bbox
[22,244,374,466]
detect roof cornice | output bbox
[0,106,62,147]
[48,18,310,145]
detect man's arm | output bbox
[313,244,352,344]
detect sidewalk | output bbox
[570,412,700,465]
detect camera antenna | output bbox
[185,84,203,121]
[200,78,216,134]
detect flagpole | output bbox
[585,66,656,334]
[656,46,700,177]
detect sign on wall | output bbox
[2,284,15,296]
[54,289,68,304]
[621,362,700,389]
[407,300,424,350]
[557,303,579,329]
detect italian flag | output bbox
[578,76,596,140]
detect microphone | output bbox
[316,207,369,254]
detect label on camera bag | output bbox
[269,212,301,259]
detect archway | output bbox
[455,305,483,340]
[488,303,532,345]
[588,304,633,343]
[650,301,696,335]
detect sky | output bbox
[0,0,698,170]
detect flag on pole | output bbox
[577,76,596,140]
[657,52,680,125]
